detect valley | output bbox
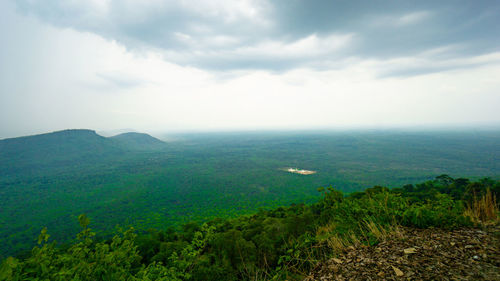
[0,129,499,258]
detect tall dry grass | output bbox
[464,188,499,222]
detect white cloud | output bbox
[174,32,240,48]
[2,9,499,137]
[233,33,353,59]
[371,49,500,77]
[18,0,273,31]
[1,1,499,138]
[179,0,271,24]
[397,11,431,25]
[15,0,500,73]
[370,10,432,28]
[162,33,354,68]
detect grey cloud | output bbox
[276,0,500,73]
[14,0,500,74]
[374,49,500,78]
[95,72,149,89]
[378,62,493,79]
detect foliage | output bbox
[1,176,498,280]
[401,193,471,228]
[1,131,499,257]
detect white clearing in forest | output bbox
[285,168,316,175]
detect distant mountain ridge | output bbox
[1,129,101,142]
[0,129,165,178]
[0,129,119,158]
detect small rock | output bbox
[392,265,404,277]
[473,255,480,260]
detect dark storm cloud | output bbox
[275,0,500,56]
[14,0,500,74]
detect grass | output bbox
[464,189,499,222]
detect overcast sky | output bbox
[1,0,499,138]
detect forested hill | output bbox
[0,129,165,178]
[110,132,166,150]
[0,129,119,159]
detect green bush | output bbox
[402,193,471,228]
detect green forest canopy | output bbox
[1,176,499,280]
[1,130,499,258]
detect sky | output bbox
[1,0,500,138]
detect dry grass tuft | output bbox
[388,224,404,239]
[347,231,361,246]
[326,235,347,252]
[364,220,389,241]
[464,189,499,222]
[316,223,336,238]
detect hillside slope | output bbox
[110,132,166,150]
[0,129,122,177]
[0,129,164,179]
[1,130,499,260]
[0,176,498,280]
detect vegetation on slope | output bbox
[1,176,498,280]
[0,129,166,180]
[1,131,499,259]
[110,132,167,151]
[0,129,122,178]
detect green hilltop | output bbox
[111,132,167,151]
[0,129,164,179]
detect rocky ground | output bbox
[305,224,500,280]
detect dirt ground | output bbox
[305,224,500,280]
